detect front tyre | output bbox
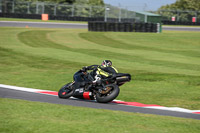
[58,83,74,99]
[96,84,120,103]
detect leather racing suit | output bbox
[74,65,118,89]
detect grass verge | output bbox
[0,27,200,110]
[0,98,200,133]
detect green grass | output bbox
[0,98,199,133]
[0,27,200,110]
[0,17,87,24]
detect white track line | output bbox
[0,84,55,93]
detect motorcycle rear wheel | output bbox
[96,84,120,103]
[58,83,74,99]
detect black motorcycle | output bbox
[58,69,131,103]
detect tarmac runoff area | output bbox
[0,21,87,29]
[0,84,200,120]
[1,21,200,31]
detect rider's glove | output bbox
[111,73,117,79]
[96,80,102,85]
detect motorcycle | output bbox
[58,69,131,103]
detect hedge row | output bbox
[88,22,158,32]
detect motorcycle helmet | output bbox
[101,60,112,67]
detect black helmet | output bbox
[101,60,112,67]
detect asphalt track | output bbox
[162,26,200,31]
[1,21,200,31]
[0,87,200,120]
[0,21,87,29]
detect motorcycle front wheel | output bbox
[58,82,74,99]
[96,84,120,103]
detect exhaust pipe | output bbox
[116,75,131,83]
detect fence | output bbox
[1,1,199,25]
[0,1,136,21]
[0,1,103,17]
[0,0,153,23]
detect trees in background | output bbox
[73,0,105,17]
[158,0,200,21]
[159,0,200,11]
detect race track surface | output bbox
[0,21,87,29]
[162,26,200,31]
[0,87,200,120]
[1,21,200,31]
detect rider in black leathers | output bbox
[74,60,118,89]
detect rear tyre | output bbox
[96,84,120,103]
[58,83,74,99]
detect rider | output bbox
[74,60,118,89]
[82,60,118,80]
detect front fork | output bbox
[67,81,75,90]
